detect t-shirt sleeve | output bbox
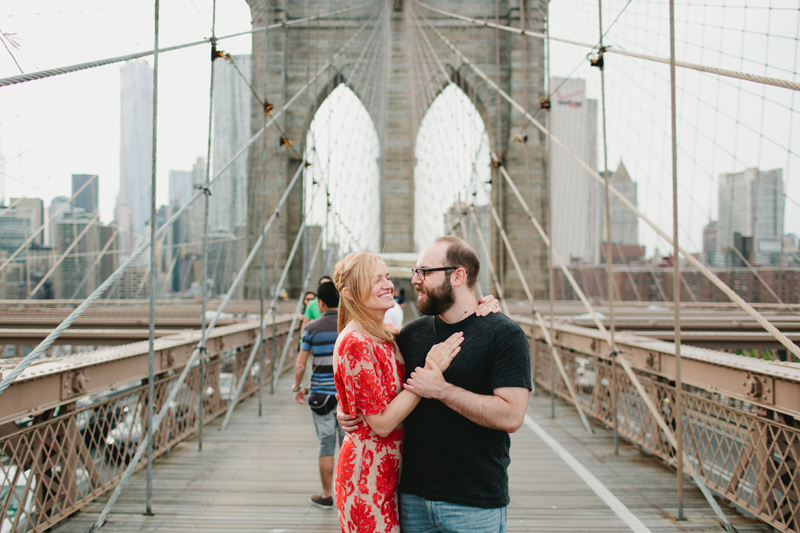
[490,322,533,391]
[303,300,318,320]
[300,328,311,351]
[338,333,390,416]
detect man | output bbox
[300,275,333,332]
[340,236,531,532]
[293,281,343,509]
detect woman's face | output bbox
[363,260,395,316]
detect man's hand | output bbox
[336,398,361,433]
[293,389,305,405]
[405,357,449,400]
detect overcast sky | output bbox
[1,0,798,257]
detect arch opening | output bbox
[414,85,491,253]
[304,84,381,255]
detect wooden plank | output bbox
[52,377,772,533]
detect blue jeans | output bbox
[399,493,507,533]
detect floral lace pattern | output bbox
[334,331,405,533]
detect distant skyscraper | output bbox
[0,198,44,252]
[72,174,99,213]
[703,221,717,253]
[599,162,638,247]
[211,55,251,234]
[550,77,599,264]
[169,170,193,206]
[718,168,784,261]
[118,61,154,252]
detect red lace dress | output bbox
[334,331,405,533]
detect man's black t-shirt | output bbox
[396,312,532,508]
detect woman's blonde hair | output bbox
[333,252,394,343]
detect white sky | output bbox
[0,0,252,224]
[1,0,798,257]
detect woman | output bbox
[332,252,489,533]
[302,290,316,316]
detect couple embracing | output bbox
[332,236,532,533]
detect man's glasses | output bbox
[410,266,458,281]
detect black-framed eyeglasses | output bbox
[411,266,458,281]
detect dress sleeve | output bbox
[338,332,390,416]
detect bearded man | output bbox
[339,236,531,532]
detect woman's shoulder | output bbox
[339,330,373,349]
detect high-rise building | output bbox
[703,221,717,253]
[52,212,101,299]
[72,174,99,213]
[550,77,600,264]
[718,168,784,264]
[118,61,154,254]
[167,158,206,294]
[598,162,638,247]
[169,170,193,206]
[211,55,251,234]
[0,198,44,251]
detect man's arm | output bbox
[293,349,310,404]
[405,358,529,433]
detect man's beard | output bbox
[416,277,456,316]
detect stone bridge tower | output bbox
[244,0,548,301]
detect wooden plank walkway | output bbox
[54,376,771,533]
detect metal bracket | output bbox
[646,351,660,372]
[161,349,175,369]
[61,370,89,400]
[743,372,774,404]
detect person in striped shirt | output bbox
[293,281,343,509]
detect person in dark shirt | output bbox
[339,236,531,532]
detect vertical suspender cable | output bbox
[596,0,619,456]
[668,0,685,521]
[145,0,160,516]
[198,0,218,452]
[545,0,556,419]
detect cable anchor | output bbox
[211,39,232,63]
[539,96,551,110]
[280,135,293,148]
[195,185,212,196]
[264,101,274,115]
[588,47,605,70]
[490,158,502,168]
[513,133,528,143]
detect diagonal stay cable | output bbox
[89,157,308,532]
[421,15,800,362]
[411,0,800,92]
[0,15,374,401]
[221,225,324,431]
[213,0,381,42]
[0,0,379,89]
[0,174,98,275]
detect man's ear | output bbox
[451,267,468,287]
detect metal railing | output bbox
[0,319,294,533]
[528,327,800,533]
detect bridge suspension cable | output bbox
[411,0,800,93]
[0,13,377,399]
[417,10,800,362]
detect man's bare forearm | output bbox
[434,384,528,433]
